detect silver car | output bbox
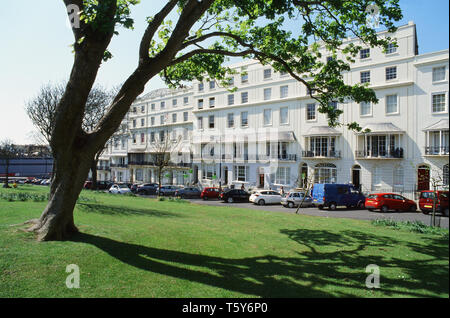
[281,192,314,208]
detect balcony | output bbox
[110,163,128,168]
[128,161,155,166]
[424,146,449,156]
[97,165,110,171]
[355,148,404,159]
[302,150,341,159]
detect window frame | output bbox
[385,66,397,81]
[431,92,448,113]
[280,107,289,125]
[306,103,316,121]
[385,94,399,115]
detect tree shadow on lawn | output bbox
[281,228,449,297]
[70,227,448,297]
[77,203,183,218]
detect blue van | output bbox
[311,183,366,210]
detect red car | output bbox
[419,190,449,217]
[200,187,221,200]
[365,193,417,213]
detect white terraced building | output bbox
[98,22,449,198]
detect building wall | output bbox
[98,22,449,198]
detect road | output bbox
[138,194,449,229]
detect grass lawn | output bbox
[0,185,448,298]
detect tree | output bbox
[149,130,183,193]
[0,140,18,188]
[26,0,402,241]
[25,82,114,190]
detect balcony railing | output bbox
[97,165,110,171]
[193,153,297,162]
[302,150,341,158]
[110,163,128,168]
[425,146,449,156]
[128,161,154,166]
[355,148,404,159]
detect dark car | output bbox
[156,185,181,196]
[419,190,449,217]
[311,183,366,210]
[200,187,221,200]
[365,193,417,213]
[137,183,158,195]
[175,187,201,199]
[84,181,111,190]
[220,189,250,203]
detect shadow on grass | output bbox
[77,203,183,218]
[70,228,449,297]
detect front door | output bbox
[352,166,361,189]
[224,167,228,185]
[259,174,265,188]
[418,166,430,191]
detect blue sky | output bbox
[0,0,448,144]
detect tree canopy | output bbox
[26,0,403,241]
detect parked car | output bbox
[249,190,282,205]
[156,185,181,196]
[200,187,221,200]
[84,181,111,190]
[41,179,51,186]
[220,189,250,203]
[311,183,366,210]
[281,192,314,208]
[108,183,132,194]
[175,187,201,199]
[365,193,417,213]
[136,183,159,195]
[419,190,449,216]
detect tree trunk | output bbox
[3,159,10,188]
[90,159,98,190]
[27,151,91,241]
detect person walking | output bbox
[280,186,285,196]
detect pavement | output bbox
[137,194,449,229]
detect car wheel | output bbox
[421,209,430,215]
[329,203,337,211]
[288,202,294,209]
[258,199,265,206]
[227,197,233,203]
[381,205,389,213]
[204,196,208,200]
[318,205,324,210]
[409,205,416,212]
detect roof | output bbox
[359,123,404,134]
[305,126,341,136]
[423,119,449,131]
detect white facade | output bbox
[98,22,449,198]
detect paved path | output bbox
[138,194,449,229]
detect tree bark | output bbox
[3,159,10,188]
[90,158,99,190]
[27,149,91,241]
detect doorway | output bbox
[300,163,308,188]
[259,174,265,188]
[417,165,430,191]
[224,166,228,185]
[352,165,361,189]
